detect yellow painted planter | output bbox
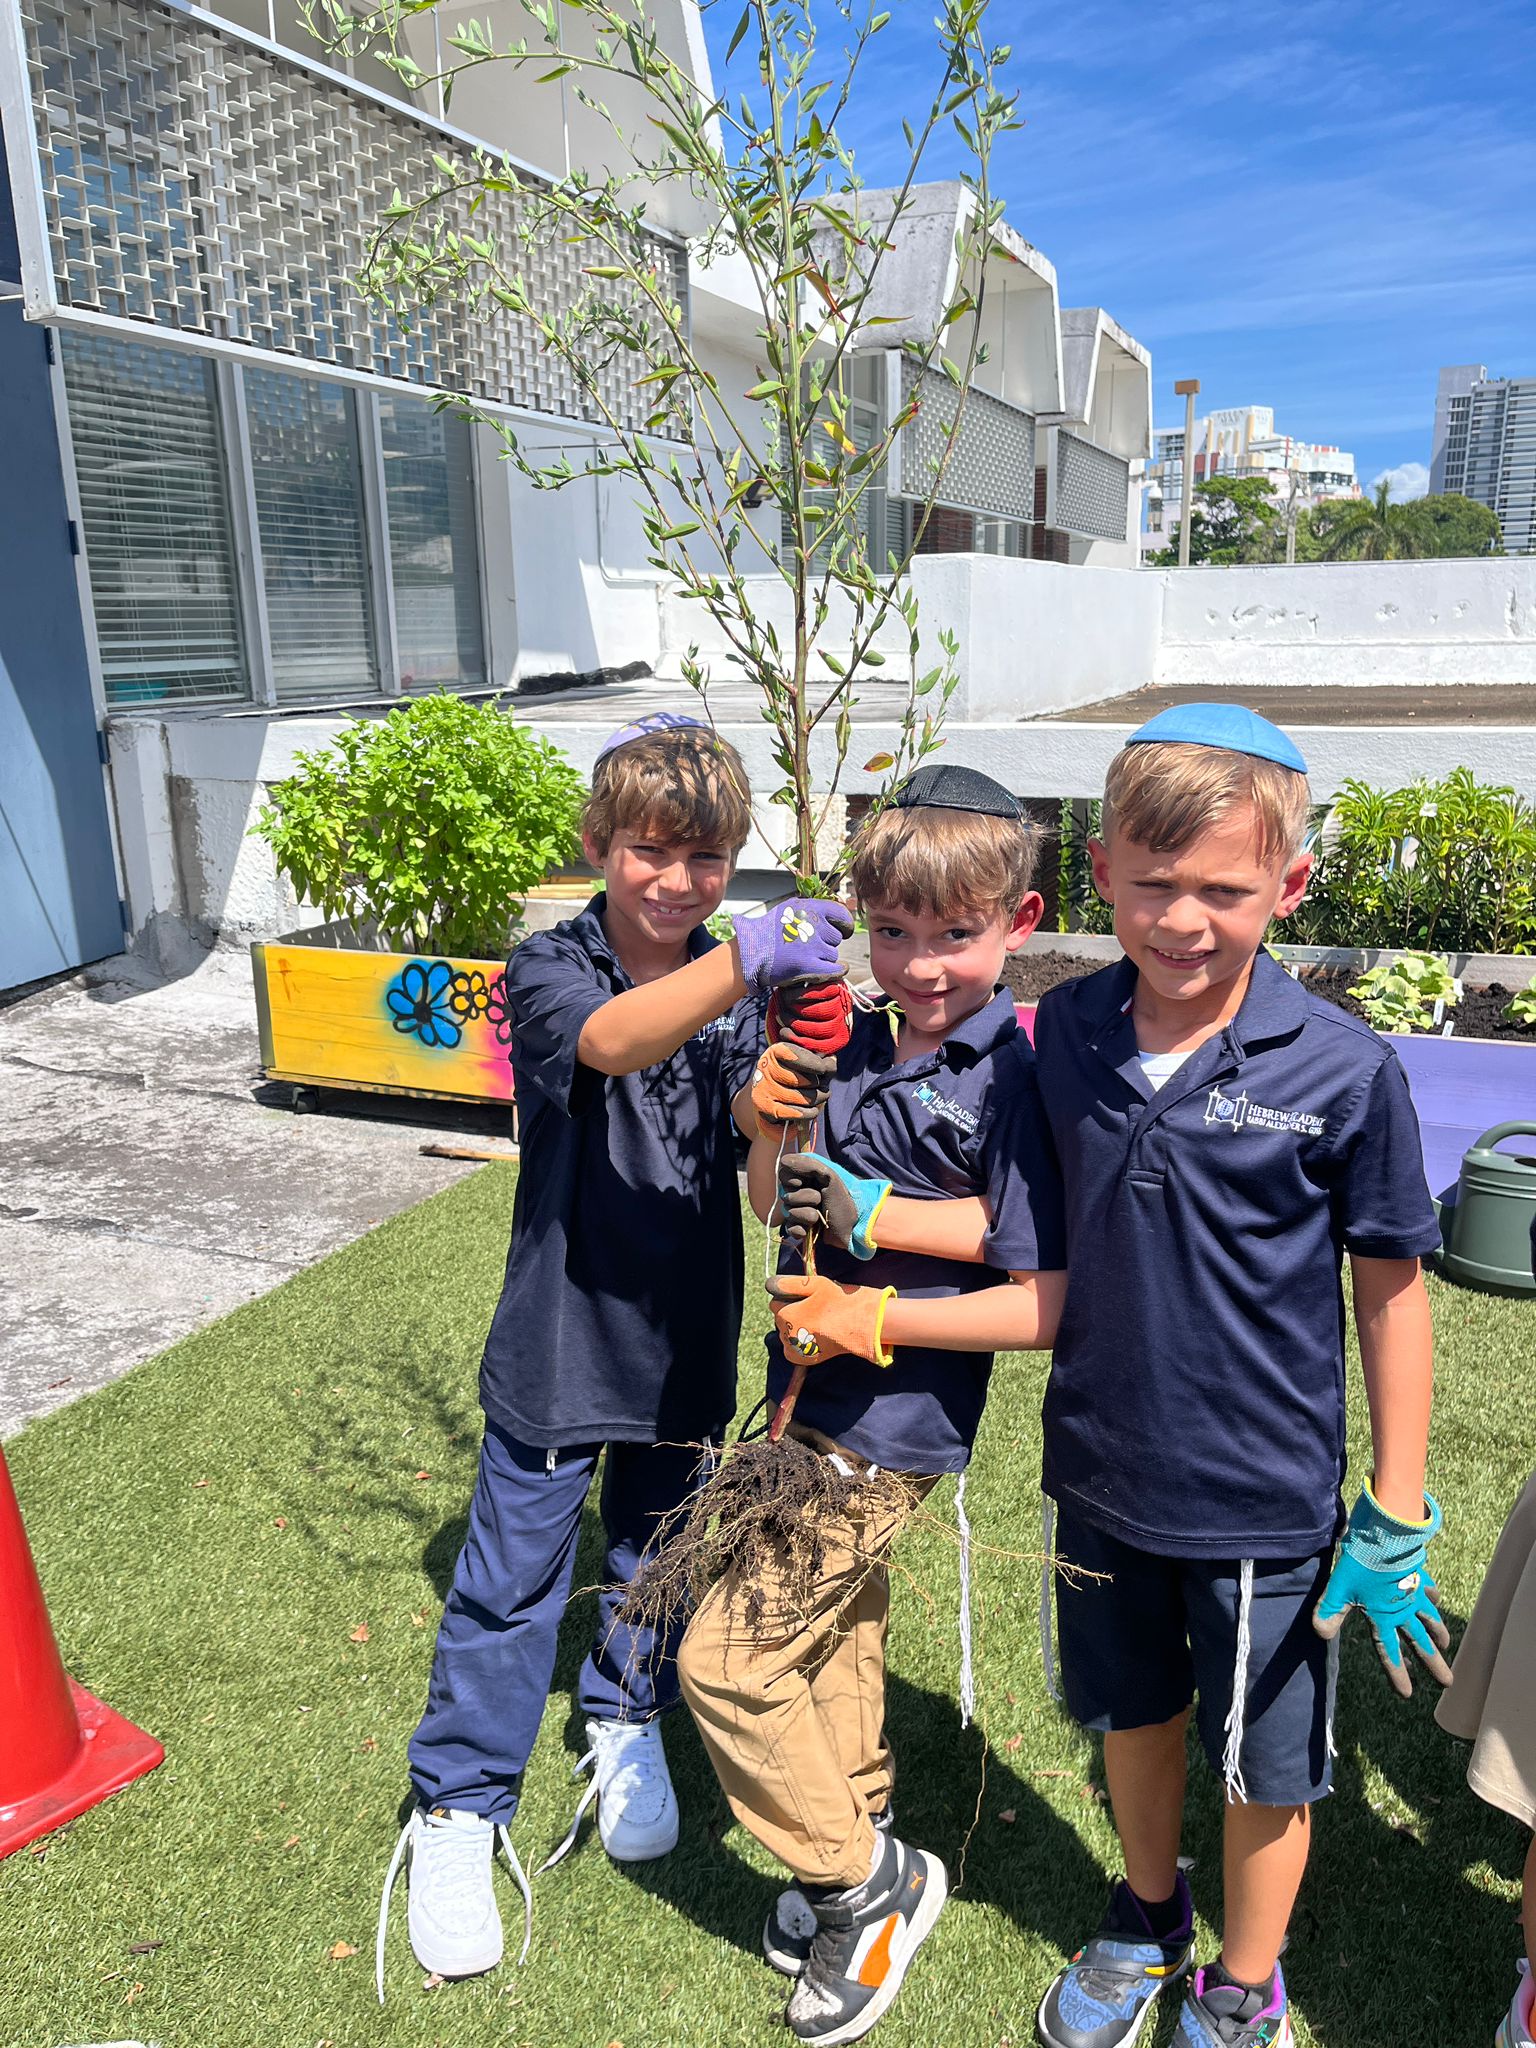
[252,925,514,1105]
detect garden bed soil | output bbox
[1004,950,1536,1044]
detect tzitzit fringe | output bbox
[956,1471,975,1729]
[1038,1492,1062,1704]
[1222,1558,1256,1803]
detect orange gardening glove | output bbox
[768,1273,896,1368]
[767,977,855,1056]
[751,1041,836,1131]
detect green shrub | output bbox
[255,694,586,959]
[1347,951,1460,1034]
[1057,799,1114,936]
[1505,976,1536,1029]
[1291,769,1536,954]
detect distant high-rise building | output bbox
[1430,365,1535,553]
[1142,405,1358,553]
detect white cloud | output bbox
[1370,461,1431,501]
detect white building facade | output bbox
[1143,404,1358,553]
[1430,364,1536,554]
[0,0,1150,980]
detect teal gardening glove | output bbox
[1312,1483,1453,1697]
[776,1152,890,1261]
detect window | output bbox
[65,337,487,709]
[783,356,887,571]
[64,335,247,706]
[246,369,378,703]
[379,397,486,690]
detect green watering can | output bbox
[1434,1122,1536,1294]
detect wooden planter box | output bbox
[252,919,516,1106]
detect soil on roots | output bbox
[618,1433,910,1645]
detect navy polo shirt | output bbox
[767,987,1067,1476]
[479,897,765,1448]
[1033,951,1441,1560]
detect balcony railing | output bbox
[884,356,1036,523]
[1045,426,1130,542]
[0,0,687,425]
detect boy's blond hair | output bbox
[1101,741,1312,867]
[582,727,752,856]
[844,803,1038,922]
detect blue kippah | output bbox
[596,710,709,760]
[1125,702,1308,774]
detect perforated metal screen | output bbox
[3,0,687,424]
[892,358,1034,521]
[1051,427,1129,541]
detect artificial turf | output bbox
[3,1168,1530,2048]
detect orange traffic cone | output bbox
[0,1443,162,1857]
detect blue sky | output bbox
[699,0,1536,497]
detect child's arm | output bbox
[767,1269,1065,1361]
[776,1153,992,1264]
[577,899,851,1076]
[579,943,746,1074]
[884,1271,1066,1351]
[1352,1254,1433,1521]
[1312,1253,1452,1694]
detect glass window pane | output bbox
[63,334,247,707]
[245,368,377,702]
[378,395,486,691]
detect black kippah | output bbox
[888,764,1023,821]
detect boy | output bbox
[1026,704,1453,2048]
[380,712,851,1991]
[676,764,1068,2048]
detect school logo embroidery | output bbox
[1203,1083,1325,1138]
[912,1080,979,1134]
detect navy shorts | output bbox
[1052,1502,1335,1806]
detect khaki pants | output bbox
[677,1453,931,1889]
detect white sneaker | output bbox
[1497,1959,1534,2048]
[543,1715,680,1867]
[375,1806,531,2001]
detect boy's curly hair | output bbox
[1101,742,1312,866]
[582,728,752,857]
[844,803,1038,922]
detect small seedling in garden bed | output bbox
[1505,976,1536,1030]
[1348,951,1460,1034]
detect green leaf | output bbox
[725,6,751,60]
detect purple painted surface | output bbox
[1389,1035,1536,1203]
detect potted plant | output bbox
[250,693,586,1104]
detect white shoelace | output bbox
[539,1722,667,1872]
[376,1811,532,2003]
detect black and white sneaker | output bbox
[783,1830,947,2045]
[764,1809,896,1977]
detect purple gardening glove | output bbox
[732,897,852,993]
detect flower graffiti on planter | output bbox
[449,969,493,1023]
[484,973,514,1049]
[386,961,466,1049]
[252,934,515,1105]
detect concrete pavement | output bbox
[0,947,503,1438]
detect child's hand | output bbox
[751,1043,836,1130]
[733,898,852,993]
[768,1274,895,1367]
[1312,1484,1454,1696]
[767,978,855,1055]
[777,1153,890,1260]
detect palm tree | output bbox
[1313,480,1429,562]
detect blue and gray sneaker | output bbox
[1174,1965,1292,2047]
[1036,1874,1195,2048]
